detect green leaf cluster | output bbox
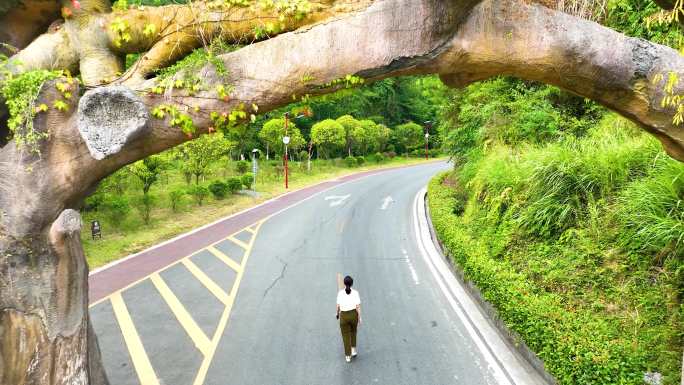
[0,60,65,153]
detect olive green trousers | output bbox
[339,310,358,356]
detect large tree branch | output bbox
[436,0,684,161]
[0,0,61,56]
[9,0,684,228]
[109,0,375,85]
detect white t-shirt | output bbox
[337,289,361,311]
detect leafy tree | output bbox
[100,169,129,194]
[135,193,157,224]
[128,155,166,195]
[311,119,345,159]
[188,184,209,206]
[102,195,131,227]
[179,134,233,184]
[336,115,365,156]
[169,188,185,212]
[258,118,305,158]
[393,122,424,156]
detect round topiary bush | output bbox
[227,177,243,194]
[356,156,366,166]
[188,185,209,206]
[208,180,230,199]
[345,156,357,167]
[241,173,254,189]
[235,160,249,174]
[373,152,385,163]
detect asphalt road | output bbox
[90,161,548,385]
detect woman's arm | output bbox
[356,304,361,324]
[336,304,340,319]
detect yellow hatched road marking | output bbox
[192,219,265,385]
[227,235,249,250]
[150,273,211,356]
[206,246,243,273]
[244,227,256,234]
[182,259,231,305]
[110,293,160,385]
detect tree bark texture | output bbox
[1,0,684,384]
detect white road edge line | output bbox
[413,187,527,385]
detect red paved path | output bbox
[88,161,442,304]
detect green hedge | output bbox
[428,172,654,385]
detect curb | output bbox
[421,190,558,385]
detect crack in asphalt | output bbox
[262,255,288,299]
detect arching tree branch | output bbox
[436,0,684,161]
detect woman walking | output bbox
[336,275,361,363]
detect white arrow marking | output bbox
[380,196,395,210]
[324,194,350,207]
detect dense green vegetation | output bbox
[429,5,683,382]
[83,153,435,267]
[432,80,682,385]
[83,70,447,265]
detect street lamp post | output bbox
[283,112,291,189]
[424,121,433,160]
[251,148,259,193]
[282,112,306,189]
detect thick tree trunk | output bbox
[0,209,109,385]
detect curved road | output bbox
[89,161,549,385]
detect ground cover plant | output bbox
[432,77,683,384]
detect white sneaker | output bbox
[351,347,357,357]
[345,356,351,363]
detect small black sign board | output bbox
[91,220,102,240]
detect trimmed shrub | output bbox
[188,185,209,206]
[355,156,365,166]
[235,160,249,174]
[298,150,309,161]
[208,180,230,199]
[227,177,242,194]
[169,188,185,212]
[241,173,254,189]
[102,195,130,226]
[384,151,396,159]
[372,152,384,163]
[344,156,357,168]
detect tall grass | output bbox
[434,113,683,384]
[459,115,662,238]
[618,155,684,260]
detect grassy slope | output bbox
[428,117,682,385]
[83,156,439,268]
